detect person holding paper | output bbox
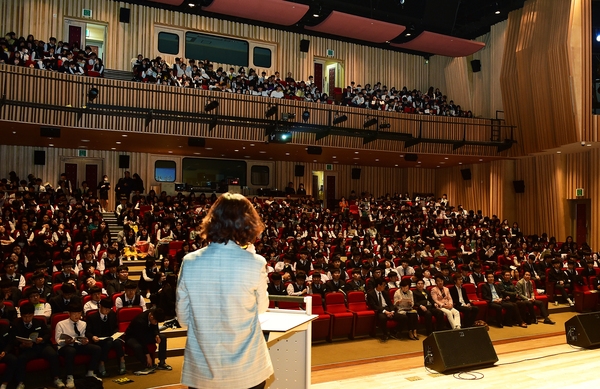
[54,303,102,387]
[86,298,126,376]
[177,193,273,389]
[13,302,63,388]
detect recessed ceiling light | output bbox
[587,144,592,147]
[495,10,500,14]
[250,144,255,147]
[48,144,54,147]
[111,147,116,150]
[313,159,317,162]
[244,155,251,158]
[78,146,86,148]
[557,151,561,154]
[122,134,128,137]
[440,162,445,164]
[269,157,273,159]
[479,159,483,161]
[168,151,173,154]
[234,149,239,152]
[375,159,379,162]
[333,156,336,158]
[459,162,463,165]
[242,147,246,150]
[353,157,359,160]
[406,33,411,37]
[399,154,404,157]
[259,151,267,154]
[333,161,339,164]
[116,141,121,144]
[418,161,422,164]
[193,152,201,155]
[178,146,183,148]
[436,166,440,168]
[285,152,290,156]
[81,139,90,142]
[354,151,359,154]
[12,131,16,134]
[206,147,213,150]
[395,164,398,167]
[444,157,448,160]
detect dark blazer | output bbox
[522,262,540,277]
[548,268,567,284]
[267,283,287,296]
[86,310,118,339]
[325,279,344,293]
[125,310,159,345]
[0,304,17,323]
[49,294,82,314]
[366,289,396,314]
[12,317,50,344]
[480,282,503,304]
[450,285,472,307]
[343,279,366,293]
[106,279,128,296]
[413,288,435,309]
[54,272,78,285]
[497,281,519,301]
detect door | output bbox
[63,157,104,196]
[86,164,98,192]
[65,20,107,60]
[325,174,337,210]
[576,203,588,245]
[65,19,87,49]
[314,62,324,92]
[64,163,78,192]
[328,67,336,96]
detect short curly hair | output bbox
[201,193,264,245]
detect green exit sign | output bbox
[326,164,333,171]
[326,49,334,57]
[576,188,584,197]
[82,9,92,18]
[78,149,87,157]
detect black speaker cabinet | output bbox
[565,313,600,348]
[513,180,525,193]
[423,327,498,373]
[33,150,46,166]
[188,137,206,147]
[351,168,361,180]
[119,8,131,23]
[471,59,481,73]
[40,127,60,138]
[294,165,305,177]
[300,39,310,53]
[460,168,472,180]
[307,146,322,155]
[404,153,418,162]
[118,155,130,169]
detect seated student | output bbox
[124,307,171,374]
[49,283,82,315]
[325,268,344,293]
[138,258,158,299]
[152,274,177,320]
[0,318,16,389]
[0,279,21,308]
[450,274,479,328]
[480,272,519,328]
[106,265,129,296]
[345,268,367,292]
[86,298,126,377]
[54,260,78,285]
[286,272,309,296]
[115,281,147,311]
[1,259,25,290]
[77,248,105,273]
[413,278,445,335]
[54,303,102,386]
[79,262,103,285]
[102,260,119,284]
[13,302,63,389]
[30,271,53,301]
[81,275,107,297]
[307,272,326,298]
[548,259,574,306]
[83,286,103,314]
[266,272,287,296]
[23,288,52,321]
[366,278,406,342]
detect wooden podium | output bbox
[261,296,317,389]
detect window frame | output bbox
[154,160,177,182]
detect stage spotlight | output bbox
[302,110,310,122]
[265,105,278,118]
[204,100,219,112]
[88,87,99,101]
[333,114,348,125]
[282,112,296,121]
[268,131,292,144]
[379,122,391,129]
[364,117,378,128]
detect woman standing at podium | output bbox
[177,193,273,389]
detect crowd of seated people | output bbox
[0,32,104,76]
[131,55,473,117]
[3,168,597,342]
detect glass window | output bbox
[182,158,247,192]
[253,47,272,68]
[155,160,176,182]
[185,32,248,66]
[158,32,179,55]
[251,165,269,186]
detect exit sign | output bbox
[82,9,92,18]
[326,164,333,170]
[78,149,87,157]
[576,188,584,197]
[326,49,334,57]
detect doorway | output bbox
[323,171,338,210]
[62,157,104,195]
[569,199,591,246]
[312,170,324,201]
[313,57,344,96]
[64,19,107,60]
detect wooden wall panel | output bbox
[435,164,492,216]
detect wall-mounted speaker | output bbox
[188,137,206,147]
[40,127,60,138]
[404,153,418,162]
[423,327,498,373]
[307,146,322,155]
[295,165,305,177]
[34,150,46,166]
[513,180,525,193]
[565,313,600,348]
[460,168,472,180]
[118,155,130,169]
[351,168,361,180]
[471,59,481,73]
[300,39,310,53]
[119,7,131,23]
